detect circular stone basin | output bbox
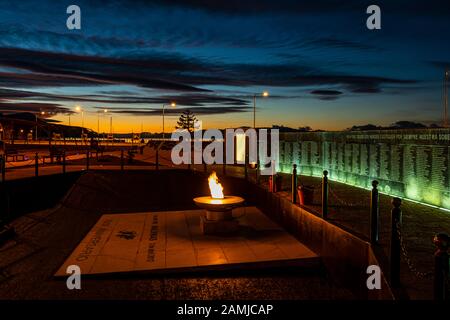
[193,196,245,221]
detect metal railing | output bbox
[269,163,449,300]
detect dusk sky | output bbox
[0,0,449,132]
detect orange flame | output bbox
[208,171,224,199]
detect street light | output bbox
[75,105,84,136]
[250,91,269,182]
[253,91,269,128]
[97,108,108,134]
[162,102,176,140]
[34,111,45,141]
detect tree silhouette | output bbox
[176,110,197,133]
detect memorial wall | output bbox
[277,129,450,210]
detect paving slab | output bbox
[55,207,319,276]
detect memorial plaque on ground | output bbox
[55,208,319,276]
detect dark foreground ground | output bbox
[0,171,355,300]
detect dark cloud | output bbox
[143,0,450,16]
[0,48,416,92]
[310,90,343,96]
[0,71,106,88]
[304,38,376,51]
[429,61,450,70]
[0,101,68,114]
[101,106,251,116]
[0,47,418,113]
[118,0,363,14]
[290,75,416,94]
[0,88,248,109]
[0,48,209,91]
[310,89,343,101]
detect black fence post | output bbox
[291,164,297,203]
[370,180,380,244]
[120,149,124,171]
[155,148,159,170]
[62,150,66,174]
[390,197,402,287]
[322,170,329,219]
[86,150,90,171]
[34,152,39,177]
[433,233,449,300]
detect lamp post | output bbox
[75,105,84,137]
[251,91,268,182]
[97,108,108,138]
[162,102,176,140]
[253,91,269,129]
[35,111,45,141]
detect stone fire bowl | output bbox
[193,196,245,211]
[193,196,245,221]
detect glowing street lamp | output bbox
[251,91,269,181]
[75,105,84,135]
[34,111,46,141]
[97,108,108,134]
[253,91,269,128]
[162,102,176,140]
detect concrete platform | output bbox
[55,207,319,276]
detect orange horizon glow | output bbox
[51,112,355,133]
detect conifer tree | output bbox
[176,110,197,133]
